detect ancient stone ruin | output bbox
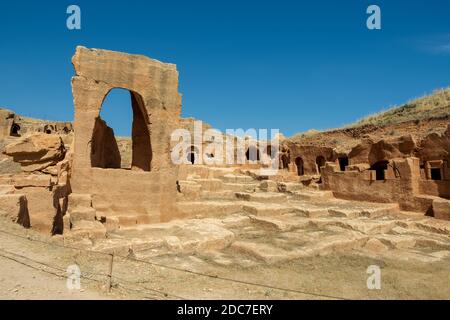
[0,47,449,260]
[0,108,73,138]
[70,46,181,231]
[282,128,450,219]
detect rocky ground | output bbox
[1,175,449,299]
[0,254,108,300]
[289,117,450,154]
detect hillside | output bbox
[348,87,450,128]
[289,87,450,152]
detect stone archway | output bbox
[246,146,260,161]
[90,89,152,171]
[70,46,182,223]
[44,124,54,134]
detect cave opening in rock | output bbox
[316,156,326,174]
[246,146,260,161]
[90,88,152,171]
[10,123,20,136]
[266,145,272,156]
[338,156,349,171]
[280,155,288,169]
[186,146,199,164]
[187,152,195,164]
[295,157,304,176]
[44,125,53,134]
[430,168,442,181]
[371,160,389,181]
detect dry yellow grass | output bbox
[290,87,450,142]
[348,87,450,128]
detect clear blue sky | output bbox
[0,1,449,136]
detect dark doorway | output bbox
[431,168,442,181]
[281,154,290,169]
[338,157,349,171]
[186,146,199,165]
[371,160,389,181]
[10,123,20,136]
[295,157,304,176]
[187,152,195,164]
[246,146,260,161]
[44,125,54,134]
[316,156,326,174]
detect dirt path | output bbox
[0,216,449,300]
[0,255,110,300]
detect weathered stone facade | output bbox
[280,127,450,220]
[70,46,182,229]
[1,46,449,245]
[0,108,73,138]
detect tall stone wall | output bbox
[321,157,441,213]
[280,142,336,175]
[70,46,182,222]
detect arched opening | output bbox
[295,157,304,176]
[44,125,53,134]
[338,157,349,171]
[10,123,21,137]
[187,152,196,164]
[316,156,326,174]
[280,154,290,169]
[246,146,260,161]
[91,88,152,171]
[371,160,389,181]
